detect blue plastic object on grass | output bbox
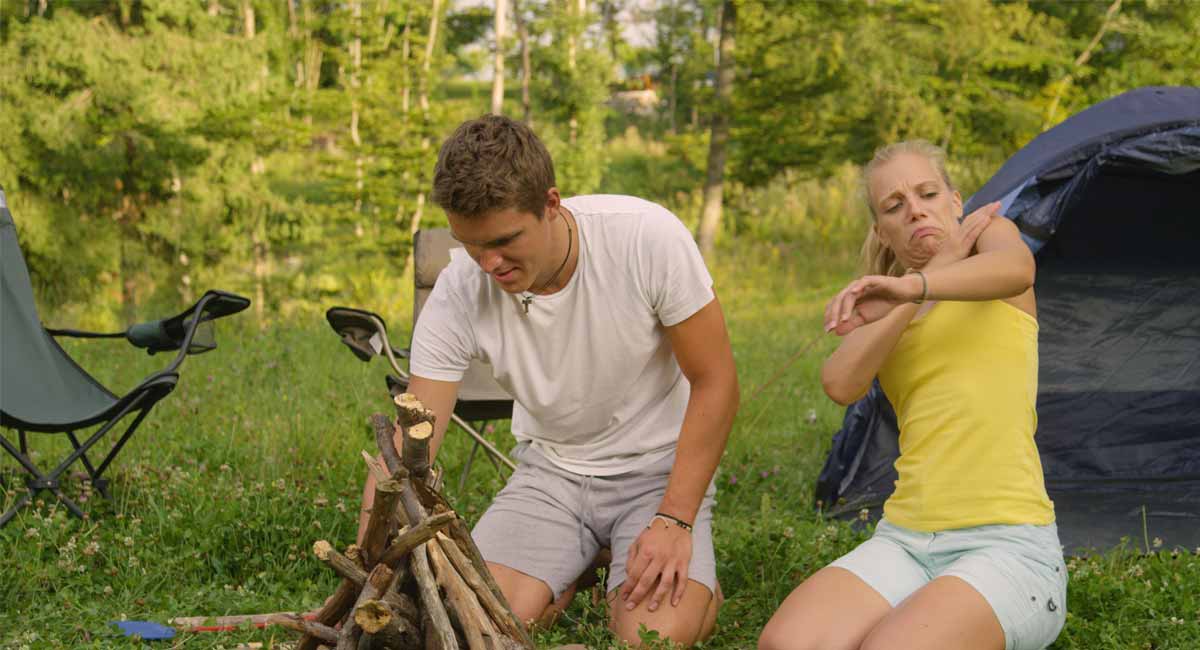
[110,620,177,640]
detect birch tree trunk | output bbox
[242,0,255,38]
[491,0,507,115]
[350,0,364,216]
[407,0,442,278]
[517,1,532,125]
[696,0,735,258]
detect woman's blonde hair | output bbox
[859,140,956,277]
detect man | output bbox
[361,115,738,646]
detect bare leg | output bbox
[860,576,1004,650]
[608,579,715,647]
[487,561,555,627]
[758,567,892,650]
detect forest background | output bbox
[1,1,1199,649]
[4,0,1196,327]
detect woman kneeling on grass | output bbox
[759,141,1066,650]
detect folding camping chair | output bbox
[326,228,515,492]
[0,188,250,527]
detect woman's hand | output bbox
[824,274,921,335]
[926,201,1001,269]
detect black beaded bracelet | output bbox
[650,511,694,532]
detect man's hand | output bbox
[619,519,693,612]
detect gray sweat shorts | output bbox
[471,443,718,601]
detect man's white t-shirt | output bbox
[409,195,715,476]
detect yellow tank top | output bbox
[878,299,1055,532]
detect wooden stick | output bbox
[354,599,420,650]
[410,543,459,650]
[337,563,396,650]
[444,518,532,648]
[371,413,404,477]
[434,533,532,648]
[402,421,433,478]
[362,477,404,568]
[428,538,495,650]
[298,575,360,650]
[377,511,456,569]
[169,611,315,630]
[313,540,419,625]
[361,449,391,484]
[265,614,339,645]
[394,393,435,427]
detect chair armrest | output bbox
[127,290,251,356]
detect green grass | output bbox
[2,237,1198,649]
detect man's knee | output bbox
[486,562,554,626]
[607,581,715,648]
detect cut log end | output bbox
[407,421,433,440]
[313,540,333,561]
[353,599,392,634]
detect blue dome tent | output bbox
[815,86,1200,553]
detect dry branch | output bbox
[313,540,419,624]
[378,511,456,568]
[362,478,405,567]
[355,599,421,650]
[394,393,435,427]
[402,421,433,478]
[428,541,493,650]
[371,413,404,476]
[410,543,459,650]
[337,563,396,650]
[434,533,532,648]
[265,614,339,645]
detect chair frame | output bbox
[326,307,515,491]
[1,290,249,527]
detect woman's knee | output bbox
[758,616,860,650]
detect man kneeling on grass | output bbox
[357,115,739,646]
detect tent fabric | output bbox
[0,190,119,428]
[816,86,1200,553]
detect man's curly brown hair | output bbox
[432,115,557,219]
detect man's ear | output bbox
[543,187,562,218]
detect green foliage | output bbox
[527,0,612,195]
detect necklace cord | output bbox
[522,208,573,313]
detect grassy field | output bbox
[2,234,1198,649]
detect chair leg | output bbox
[458,426,484,494]
[0,490,33,528]
[0,396,149,527]
[66,431,110,499]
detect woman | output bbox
[759,141,1066,650]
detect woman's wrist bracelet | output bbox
[908,270,928,304]
[649,512,694,533]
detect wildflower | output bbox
[220,464,231,472]
[806,409,817,424]
[103,586,113,595]
[122,536,134,547]
[1153,537,1163,549]
[24,528,38,539]
[83,541,100,556]
[728,474,738,486]
[858,508,870,522]
[313,495,329,507]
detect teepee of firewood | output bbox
[269,394,535,650]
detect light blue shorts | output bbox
[831,518,1067,650]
